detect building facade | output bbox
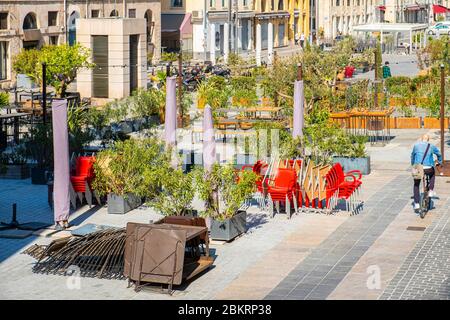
[383,0,449,24]
[76,18,147,100]
[317,0,384,40]
[0,0,161,89]
[188,0,256,61]
[187,0,310,62]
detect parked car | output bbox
[427,22,450,35]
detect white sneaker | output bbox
[429,190,436,198]
[413,203,420,210]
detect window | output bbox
[243,0,248,7]
[91,10,100,18]
[222,0,226,8]
[23,13,38,30]
[0,41,7,80]
[48,11,57,26]
[110,10,119,17]
[209,0,215,8]
[128,9,136,18]
[278,0,284,10]
[49,36,58,45]
[0,12,8,30]
[171,0,183,7]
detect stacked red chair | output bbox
[70,156,95,194]
[325,163,362,213]
[241,160,268,193]
[265,167,301,219]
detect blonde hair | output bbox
[421,134,430,142]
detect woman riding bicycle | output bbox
[411,134,442,211]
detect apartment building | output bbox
[383,0,449,24]
[0,0,161,89]
[186,0,310,61]
[317,0,384,39]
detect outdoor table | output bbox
[124,222,213,292]
[0,112,32,145]
[155,223,210,257]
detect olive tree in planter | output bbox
[23,123,53,184]
[149,168,195,216]
[92,138,171,214]
[194,164,258,241]
[0,145,30,180]
[333,135,371,175]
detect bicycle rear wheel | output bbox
[420,192,430,219]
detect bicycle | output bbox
[419,172,432,219]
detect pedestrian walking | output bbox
[382,61,392,79]
[300,33,305,48]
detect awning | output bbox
[161,14,186,33]
[180,13,192,36]
[23,29,42,41]
[405,4,420,11]
[433,4,448,14]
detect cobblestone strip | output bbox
[380,197,450,300]
[265,174,411,300]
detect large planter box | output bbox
[0,164,30,179]
[333,156,371,175]
[423,117,449,129]
[107,193,141,214]
[210,210,247,241]
[31,167,49,185]
[395,117,421,129]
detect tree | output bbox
[13,44,94,97]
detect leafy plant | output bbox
[0,144,28,165]
[23,123,53,169]
[161,52,178,63]
[194,164,258,221]
[13,44,94,97]
[92,138,171,198]
[0,92,9,108]
[149,168,195,216]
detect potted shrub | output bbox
[92,138,170,214]
[23,123,53,184]
[194,164,258,241]
[149,168,195,216]
[423,86,449,129]
[395,95,421,129]
[0,145,30,180]
[333,135,371,175]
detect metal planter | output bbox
[107,193,141,214]
[333,156,371,175]
[0,164,30,180]
[210,210,247,241]
[30,167,48,185]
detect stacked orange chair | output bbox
[70,156,95,193]
[265,167,301,218]
[325,163,362,212]
[241,160,268,193]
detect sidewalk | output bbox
[1,129,450,299]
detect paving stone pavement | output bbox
[265,173,412,300]
[380,196,450,300]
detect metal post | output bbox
[374,49,379,109]
[441,64,445,163]
[203,0,208,62]
[178,53,183,124]
[297,63,303,81]
[166,62,171,77]
[42,62,47,125]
